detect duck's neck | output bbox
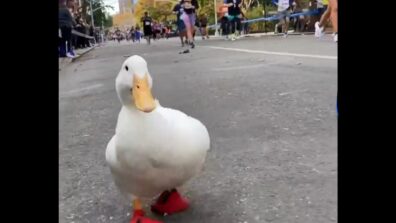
[123,100,160,116]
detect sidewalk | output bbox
[59,46,96,70]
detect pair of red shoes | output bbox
[130,189,189,223]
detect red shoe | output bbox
[130,210,163,223]
[151,189,189,216]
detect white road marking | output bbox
[279,89,308,96]
[212,63,270,71]
[206,46,337,60]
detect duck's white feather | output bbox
[106,101,210,199]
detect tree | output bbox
[133,0,155,22]
[197,0,215,24]
[78,0,114,27]
[134,0,175,23]
[242,0,260,11]
[104,14,113,27]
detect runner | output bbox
[162,25,167,39]
[225,0,243,41]
[199,14,209,40]
[317,0,329,17]
[130,27,135,42]
[141,12,153,45]
[180,0,199,49]
[315,0,337,42]
[115,28,121,43]
[173,0,187,47]
[273,0,293,37]
[135,25,141,43]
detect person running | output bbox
[273,0,293,37]
[180,0,199,49]
[317,0,329,18]
[161,25,167,39]
[173,1,187,47]
[115,28,121,43]
[225,0,243,41]
[135,25,141,43]
[199,14,209,40]
[315,0,337,42]
[130,27,135,42]
[166,26,171,39]
[156,23,162,39]
[141,12,153,45]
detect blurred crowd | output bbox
[59,0,101,58]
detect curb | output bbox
[59,46,96,70]
[72,46,96,62]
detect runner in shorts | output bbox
[274,0,293,37]
[199,14,209,39]
[180,0,199,49]
[141,12,153,45]
[315,0,337,42]
[173,1,187,47]
[317,0,329,16]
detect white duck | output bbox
[106,55,210,223]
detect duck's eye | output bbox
[125,66,129,71]
[136,85,140,89]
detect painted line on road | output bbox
[206,46,337,60]
[279,89,308,96]
[212,63,270,71]
[60,83,104,98]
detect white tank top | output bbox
[278,0,290,12]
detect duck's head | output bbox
[116,55,156,113]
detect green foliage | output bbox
[81,0,114,27]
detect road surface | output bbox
[59,35,337,223]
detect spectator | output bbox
[225,0,243,40]
[240,10,249,35]
[89,25,94,44]
[59,0,76,58]
[220,14,230,39]
[74,15,85,48]
[292,0,306,32]
[83,22,91,47]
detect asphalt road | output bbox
[59,34,337,223]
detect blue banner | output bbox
[208,9,320,29]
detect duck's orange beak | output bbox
[132,74,156,113]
